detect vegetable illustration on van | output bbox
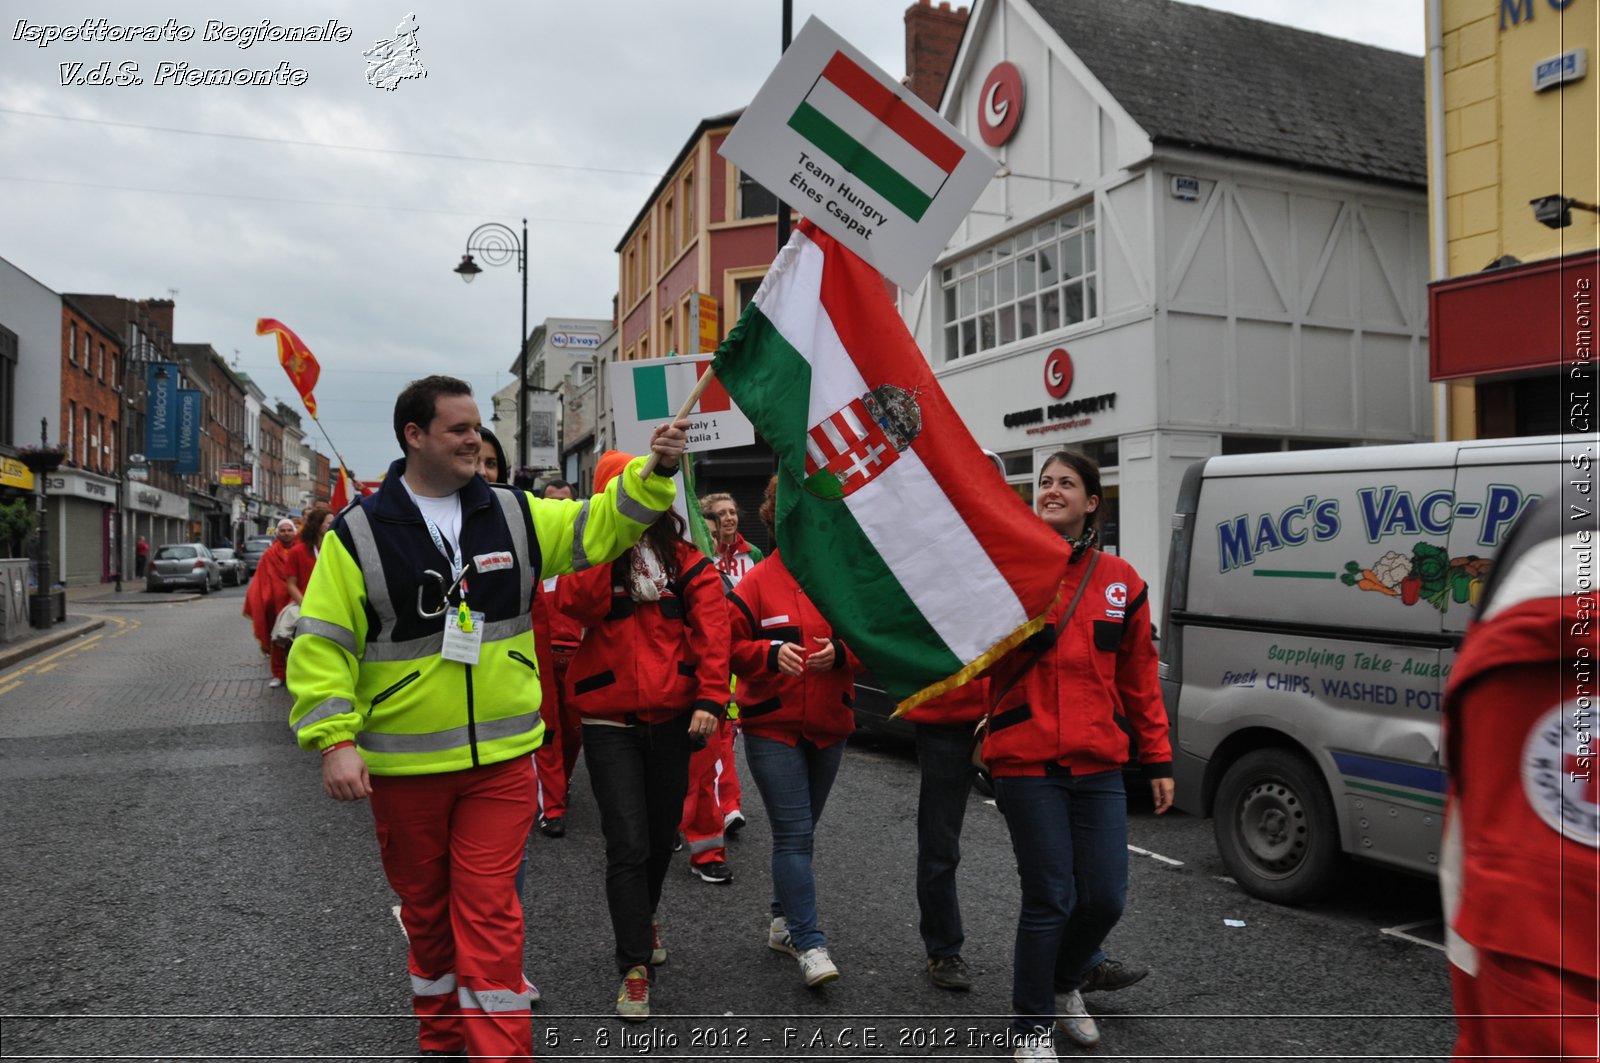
[1339,546,1494,611]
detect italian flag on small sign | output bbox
[632,360,731,420]
[787,51,965,222]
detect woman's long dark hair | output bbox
[635,508,687,585]
[477,427,509,485]
[1038,450,1104,535]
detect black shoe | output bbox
[1075,957,1149,993]
[690,859,733,884]
[927,954,972,991]
[538,815,566,838]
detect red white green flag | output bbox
[712,222,1071,710]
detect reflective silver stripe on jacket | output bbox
[613,469,658,526]
[570,500,593,572]
[458,986,530,1013]
[493,488,534,616]
[341,506,398,640]
[292,697,354,735]
[357,710,542,753]
[295,616,357,656]
[358,614,532,663]
[687,834,725,854]
[411,972,456,996]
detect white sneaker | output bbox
[1056,990,1100,1047]
[1013,1034,1058,1061]
[797,946,839,987]
[767,916,797,956]
[267,678,283,688]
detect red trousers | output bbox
[1452,951,1599,1060]
[533,658,580,820]
[371,757,537,1062]
[679,719,736,865]
[269,642,288,682]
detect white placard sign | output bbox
[609,354,754,456]
[719,16,998,291]
[525,390,561,470]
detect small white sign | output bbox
[609,354,754,457]
[1170,174,1201,201]
[1534,48,1586,92]
[719,16,998,291]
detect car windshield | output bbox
[214,549,235,560]
[156,546,196,560]
[245,538,273,552]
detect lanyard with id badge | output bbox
[417,516,482,665]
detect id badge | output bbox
[442,609,485,665]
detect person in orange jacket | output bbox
[728,476,862,989]
[980,450,1173,1058]
[1442,494,1599,1060]
[553,450,730,1022]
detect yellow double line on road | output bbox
[0,613,139,696]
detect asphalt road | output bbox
[0,588,1454,1060]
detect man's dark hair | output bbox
[393,375,473,452]
[539,478,573,498]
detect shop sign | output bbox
[219,463,252,486]
[691,293,719,353]
[1171,175,1201,201]
[44,470,115,502]
[1534,47,1587,92]
[977,62,1024,147]
[128,482,188,517]
[1001,347,1117,435]
[127,465,150,482]
[549,330,602,350]
[0,456,33,491]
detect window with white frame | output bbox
[940,203,1097,362]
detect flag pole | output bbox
[306,412,360,490]
[639,367,718,479]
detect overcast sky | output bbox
[0,0,1424,479]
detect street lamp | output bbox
[1531,194,1600,229]
[453,219,529,467]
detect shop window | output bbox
[737,170,777,219]
[941,203,1098,362]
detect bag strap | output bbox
[975,550,1101,736]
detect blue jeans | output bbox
[581,717,693,974]
[995,769,1128,1037]
[743,733,846,953]
[914,722,978,959]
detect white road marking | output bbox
[1380,919,1446,953]
[1127,843,1184,866]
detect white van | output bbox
[1160,435,1574,903]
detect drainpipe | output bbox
[1428,0,1451,441]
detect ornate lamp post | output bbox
[453,219,529,468]
[19,418,64,627]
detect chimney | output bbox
[904,0,969,110]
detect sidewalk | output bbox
[0,583,202,673]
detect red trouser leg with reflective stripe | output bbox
[715,722,742,816]
[1452,951,1600,1060]
[679,721,726,866]
[533,662,568,821]
[372,757,537,1062]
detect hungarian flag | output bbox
[712,222,1071,710]
[256,318,321,418]
[787,49,966,223]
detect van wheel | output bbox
[1214,748,1341,904]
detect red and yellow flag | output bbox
[256,318,321,418]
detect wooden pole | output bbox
[638,366,719,479]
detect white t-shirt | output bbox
[401,478,463,571]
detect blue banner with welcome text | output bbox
[145,362,179,460]
[176,390,202,475]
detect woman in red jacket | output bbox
[284,504,331,609]
[728,476,861,989]
[553,450,729,1022]
[981,451,1173,1061]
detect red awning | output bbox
[1429,249,1597,381]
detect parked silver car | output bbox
[240,535,275,579]
[145,543,222,594]
[212,547,245,587]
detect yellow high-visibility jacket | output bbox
[288,456,674,775]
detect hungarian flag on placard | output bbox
[787,50,965,223]
[711,221,1071,711]
[632,360,731,420]
[256,318,321,418]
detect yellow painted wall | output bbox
[1428,0,1599,277]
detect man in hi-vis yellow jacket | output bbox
[289,375,687,1062]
